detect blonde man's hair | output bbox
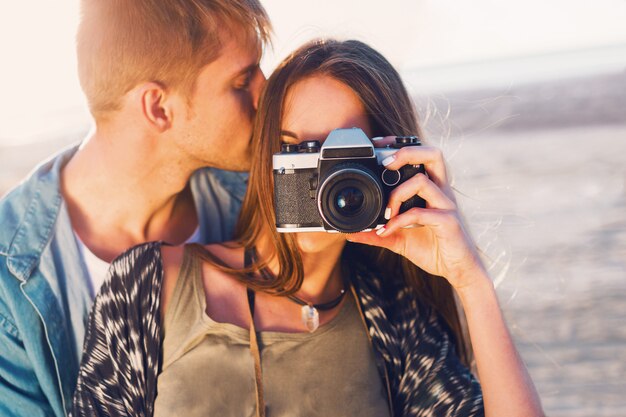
[77,0,270,119]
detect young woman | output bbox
[71,40,544,417]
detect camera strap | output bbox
[246,287,265,417]
[243,246,349,417]
[244,247,266,417]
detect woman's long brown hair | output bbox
[198,39,472,367]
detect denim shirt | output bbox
[0,144,247,417]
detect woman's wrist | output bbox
[454,265,545,417]
[447,252,491,289]
[453,264,496,307]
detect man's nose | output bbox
[251,68,266,111]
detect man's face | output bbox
[174,30,264,171]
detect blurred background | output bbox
[1,1,625,415]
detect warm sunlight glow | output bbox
[1,0,625,145]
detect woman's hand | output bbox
[346,144,486,289]
[356,140,545,417]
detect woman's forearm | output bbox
[456,269,545,417]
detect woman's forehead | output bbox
[281,75,371,141]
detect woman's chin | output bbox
[295,231,346,254]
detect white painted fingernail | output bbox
[376,226,386,236]
[371,136,384,141]
[384,207,391,220]
[382,155,395,166]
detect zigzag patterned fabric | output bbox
[71,242,484,417]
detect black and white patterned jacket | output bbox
[71,242,484,417]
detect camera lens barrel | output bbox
[317,164,383,233]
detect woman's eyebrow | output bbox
[280,130,299,139]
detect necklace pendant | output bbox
[301,304,319,333]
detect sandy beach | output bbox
[447,124,626,416]
[420,71,626,416]
[1,71,625,416]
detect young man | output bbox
[0,1,270,416]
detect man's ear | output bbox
[139,82,172,132]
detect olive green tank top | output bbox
[153,245,390,417]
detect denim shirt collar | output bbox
[5,146,78,282]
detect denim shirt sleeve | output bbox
[190,168,248,244]
[0,265,56,417]
[0,145,82,417]
[208,169,248,203]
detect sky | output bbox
[1,0,625,145]
[262,0,626,69]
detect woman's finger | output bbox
[381,145,449,188]
[386,172,456,218]
[345,228,400,251]
[378,207,458,237]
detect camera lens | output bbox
[335,187,365,215]
[318,164,383,233]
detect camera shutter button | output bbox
[281,144,299,153]
[382,169,401,186]
[302,140,321,153]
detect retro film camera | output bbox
[273,127,426,233]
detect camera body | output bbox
[273,127,426,233]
